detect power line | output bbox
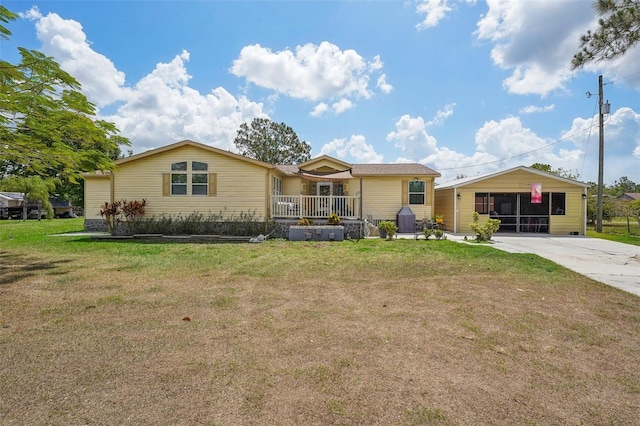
[436,118,603,171]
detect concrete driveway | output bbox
[486,235,640,297]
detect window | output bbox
[171,162,187,195]
[551,193,566,215]
[273,176,282,195]
[165,161,212,196]
[409,180,425,205]
[475,192,489,214]
[192,161,208,195]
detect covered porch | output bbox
[271,194,361,219]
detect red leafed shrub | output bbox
[99,199,147,235]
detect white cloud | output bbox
[369,55,384,71]
[520,104,555,114]
[230,42,378,101]
[310,99,354,116]
[319,135,384,163]
[332,98,354,114]
[386,113,590,183]
[25,7,129,107]
[561,107,640,182]
[104,53,266,153]
[24,9,267,155]
[377,74,393,94]
[386,115,439,159]
[416,0,453,30]
[310,102,329,117]
[474,0,595,96]
[426,103,456,126]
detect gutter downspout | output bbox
[453,188,458,234]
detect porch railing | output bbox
[272,195,360,219]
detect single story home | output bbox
[617,193,640,202]
[83,139,440,233]
[434,166,590,235]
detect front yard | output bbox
[1,219,639,424]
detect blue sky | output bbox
[2,0,639,185]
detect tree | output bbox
[629,199,640,225]
[0,6,129,197]
[610,176,640,196]
[529,163,580,180]
[234,118,311,164]
[585,183,618,223]
[572,0,640,68]
[0,175,57,220]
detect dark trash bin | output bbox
[396,207,415,233]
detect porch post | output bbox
[359,178,363,220]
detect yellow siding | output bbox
[84,175,112,220]
[111,145,270,219]
[282,177,303,195]
[361,176,435,220]
[550,193,585,234]
[301,158,348,170]
[436,169,587,235]
[434,188,455,229]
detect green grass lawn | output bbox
[587,218,640,246]
[2,219,640,425]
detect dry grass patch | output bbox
[1,233,640,424]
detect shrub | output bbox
[100,199,147,235]
[297,218,313,226]
[327,213,341,225]
[128,209,273,236]
[469,211,500,242]
[378,221,398,240]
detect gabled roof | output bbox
[115,139,275,169]
[436,166,590,189]
[275,163,440,177]
[618,192,640,200]
[297,155,352,170]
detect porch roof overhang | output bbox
[297,170,354,181]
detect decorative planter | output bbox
[288,225,344,241]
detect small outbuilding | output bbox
[434,166,590,235]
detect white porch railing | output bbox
[272,195,360,219]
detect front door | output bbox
[317,182,332,215]
[318,182,333,196]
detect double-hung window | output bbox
[408,180,426,205]
[171,162,187,195]
[165,161,212,196]
[191,161,208,195]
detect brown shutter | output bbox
[424,183,428,205]
[209,173,217,196]
[343,183,349,195]
[162,173,170,196]
[302,182,308,195]
[401,180,408,205]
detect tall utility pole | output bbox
[596,75,604,233]
[596,75,610,233]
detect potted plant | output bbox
[378,221,398,240]
[435,215,444,224]
[327,213,341,225]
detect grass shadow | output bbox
[0,251,72,285]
